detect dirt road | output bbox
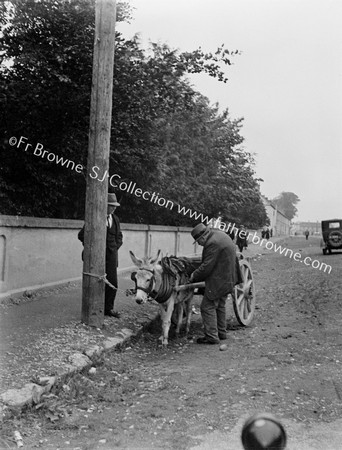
[1,236,342,449]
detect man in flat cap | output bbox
[190,223,238,344]
[78,192,123,318]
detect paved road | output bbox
[0,275,135,373]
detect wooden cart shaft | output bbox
[174,281,205,292]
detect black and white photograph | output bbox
[0,0,341,448]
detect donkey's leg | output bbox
[158,305,166,342]
[160,296,175,346]
[175,302,183,337]
[185,292,194,335]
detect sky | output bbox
[117,0,342,222]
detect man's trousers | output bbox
[105,252,118,313]
[200,294,228,341]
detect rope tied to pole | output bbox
[83,272,117,291]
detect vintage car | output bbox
[320,219,342,254]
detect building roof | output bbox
[261,195,287,219]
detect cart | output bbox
[175,254,256,326]
[231,255,256,325]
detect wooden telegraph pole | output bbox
[82,0,116,327]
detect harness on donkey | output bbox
[131,256,194,303]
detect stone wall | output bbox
[0,215,199,299]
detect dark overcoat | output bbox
[105,214,123,266]
[78,214,123,310]
[236,228,248,250]
[77,214,123,267]
[192,229,239,300]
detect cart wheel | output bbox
[232,259,256,326]
[322,248,327,255]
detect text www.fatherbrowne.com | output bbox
[245,232,332,274]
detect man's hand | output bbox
[189,274,194,283]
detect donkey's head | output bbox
[129,250,161,304]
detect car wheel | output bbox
[328,230,342,248]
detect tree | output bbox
[0,0,266,228]
[271,192,300,220]
[0,0,132,217]
[238,201,269,229]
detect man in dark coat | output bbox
[265,227,270,240]
[236,225,248,253]
[190,223,239,344]
[78,193,123,318]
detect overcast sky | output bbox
[118,0,342,222]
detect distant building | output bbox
[291,221,320,235]
[261,196,291,236]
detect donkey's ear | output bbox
[129,250,143,268]
[149,249,161,265]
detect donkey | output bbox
[129,250,195,346]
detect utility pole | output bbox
[82,0,116,327]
